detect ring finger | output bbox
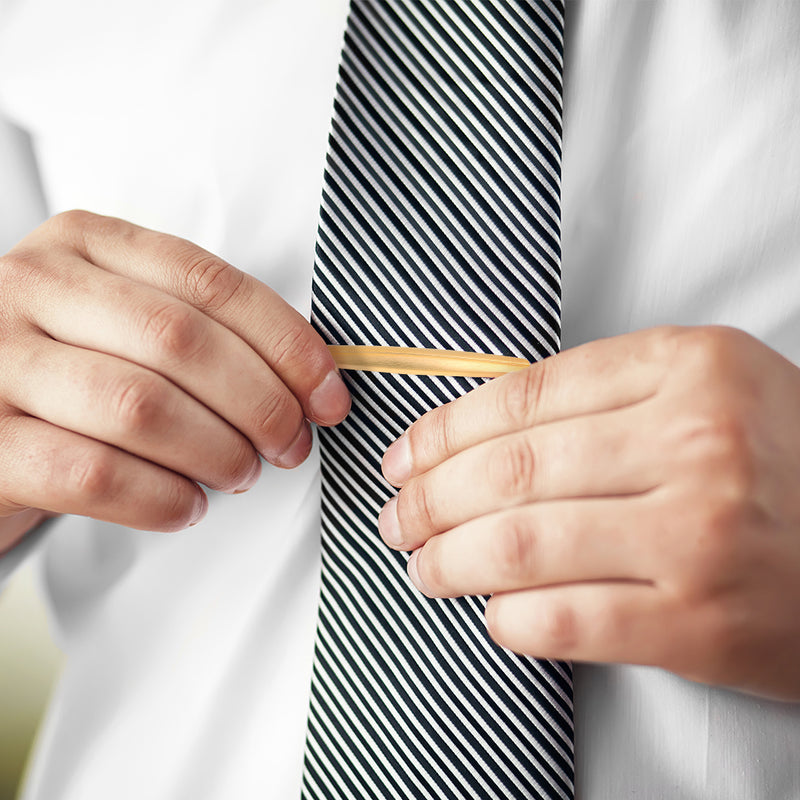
[384,406,663,549]
[2,334,261,493]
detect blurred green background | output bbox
[0,564,63,800]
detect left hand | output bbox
[378,326,800,701]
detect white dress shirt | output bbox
[0,1,798,798]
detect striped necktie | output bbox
[303,2,573,798]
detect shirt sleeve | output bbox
[0,517,57,592]
[0,112,48,252]
[0,106,53,591]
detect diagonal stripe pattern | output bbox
[303,2,573,798]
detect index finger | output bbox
[45,211,350,426]
[382,328,671,485]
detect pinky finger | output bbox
[0,414,207,532]
[485,582,667,668]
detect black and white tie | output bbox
[303,2,573,798]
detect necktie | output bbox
[303,2,573,798]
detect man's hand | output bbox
[0,211,350,542]
[378,326,800,700]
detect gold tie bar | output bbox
[327,345,529,378]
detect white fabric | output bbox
[0,1,798,798]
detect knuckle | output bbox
[412,403,456,464]
[142,302,205,363]
[698,502,740,554]
[486,436,536,500]
[646,324,685,359]
[670,325,745,373]
[66,452,116,501]
[0,250,38,304]
[494,513,536,581]
[0,249,34,280]
[682,498,757,595]
[221,440,257,491]
[714,446,758,510]
[704,407,749,452]
[159,481,200,531]
[486,594,579,655]
[398,478,437,535]
[496,365,547,428]
[267,321,320,376]
[252,390,300,444]
[111,374,166,435]
[677,408,756,498]
[538,601,580,654]
[51,208,96,233]
[50,209,122,252]
[182,253,245,313]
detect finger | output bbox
[405,498,657,599]
[485,582,665,666]
[25,252,311,466]
[383,328,673,485]
[1,335,261,493]
[0,413,207,531]
[46,211,350,425]
[381,406,661,549]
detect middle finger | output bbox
[381,406,662,549]
[27,254,308,464]
[3,333,261,493]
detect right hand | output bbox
[0,210,350,543]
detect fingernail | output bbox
[309,370,351,425]
[189,491,208,527]
[378,496,404,549]
[234,458,262,494]
[274,420,313,469]
[407,549,429,594]
[382,433,412,486]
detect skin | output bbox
[0,210,350,552]
[3,216,796,701]
[379,325,800,701]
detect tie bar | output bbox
[328,345,529,377]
